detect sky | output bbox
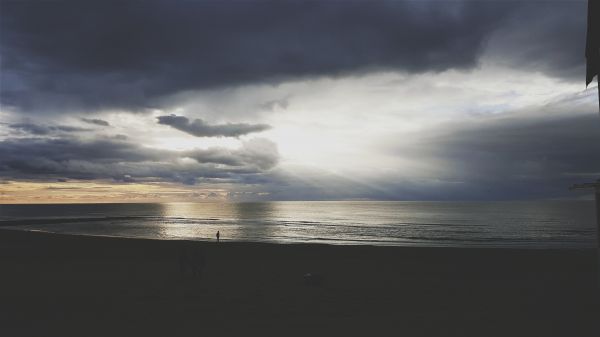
[0,0,599,203]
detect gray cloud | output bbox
[81,118,110,126]
[157,115,271,137]
[9,123,90,135]
[0,136,279,184]
[185,138,279,170]
[1,0,517,113]
[259,97,290,112]
[483,1,587,82]
[384,110,600,200]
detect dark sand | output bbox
[0,228,598,336]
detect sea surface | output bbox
[0,201,596,248]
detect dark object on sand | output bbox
[303,272,324,286]
[216,231,220,243]
[179,243,205,278]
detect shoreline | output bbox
[0,226,593,250]
[1,227,599,336]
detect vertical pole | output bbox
[597,80,600,288]
[597,77,600,288]
[596,185,600,288]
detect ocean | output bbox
[0,201,596,248]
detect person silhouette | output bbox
[216,230,220,243]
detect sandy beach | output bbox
[0,228,598,336]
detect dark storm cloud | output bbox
[9,123,90,135]
[484,1,588,82]
[386,109,600,200]
[0,137,168,168]
[81,118,110,127]
[1,0,517,113]
[157,115,270,137]
[0,136,279,183]
[471,118,597,179]
[428,117,600,182]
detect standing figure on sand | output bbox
[216,230,220,243]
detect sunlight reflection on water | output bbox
[0,201,596,248]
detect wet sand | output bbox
[0,228,598,336]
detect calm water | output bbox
[0,201,596,248]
